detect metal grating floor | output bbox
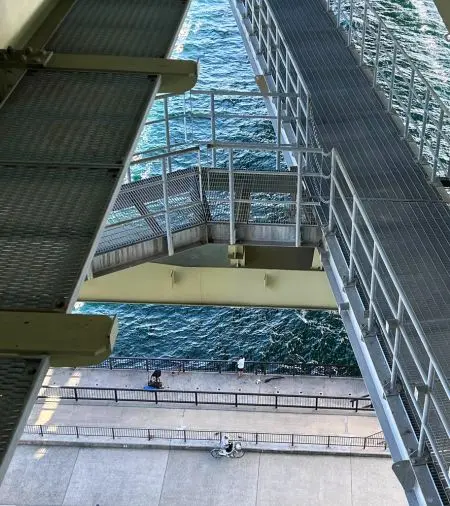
[46,0,188,58]
[0,72,156,165]
[0,358,47,482]
[0,164,120,309]
[268,0,450,375]
[266,0,450,497]
[0,0,191,483]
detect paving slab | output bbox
[257,453,353,506]
[0,446,79,506]
[158,449,259,506]
[61,447,168,506]
[0,447,407,506]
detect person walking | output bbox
[237,357,245,377]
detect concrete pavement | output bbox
[44,367,369,398]
[29,402,382,438]
[0,446,407,506]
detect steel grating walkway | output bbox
[265,0,450,381]
[232,0,450,501]
[0,0,191,482]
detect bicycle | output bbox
[210,440,245,458]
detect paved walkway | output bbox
[28,402,381,437]
[44,367,368,396]
[0,446,407,506]
[31,368,379,440]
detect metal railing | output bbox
[132,88,306,175]
[101,143,328,254]
[23,424,386,449]
[326,0,450,180]
[328,148,450,490]
[87,356,361,377]
[38,385,373,412]
[231,0,450,498]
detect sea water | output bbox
[76,0,449,364]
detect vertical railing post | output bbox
[198,150,204,206]
[295,154,303,247]
[417,362,435,457]
[404,68,415,138]
[161,158,174,256]
[347,0,354,46]
[418,89,430,161]
[276,95,282,172]
[367,244,379,332]
[360,2,368,65]
[266,16,271,74]
[39,425,44,437]
[210,92,216,167]
[432,108,444,182]
[164,96,172,172]
[388,45,397,112]
[328,149,337,233]
[336,0,341,27]
[305,94,310,168]
[373,23,382,88]
[348,199,357,281]
[258,0,263,54]
[229,149,236,245]
[390,299,404,391]
[275,29,280,92]
[74,387,78,402]
[183,92,188,143]
[251,0,256,34]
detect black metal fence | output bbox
[87,357,361,377]
[38,386,373,412]
[23,424,386,450]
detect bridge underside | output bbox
[81,243,336,309]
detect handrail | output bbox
[38,385,374,413]
[331,149,449,399]
[326,0,449,178]
[86,356,361,377]
[23,424,387,450]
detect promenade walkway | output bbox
[0,368,406,505]
[43,367,368,397]
[28,368,380,443]
[0,446,407,506]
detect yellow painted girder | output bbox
[79,263,337,310]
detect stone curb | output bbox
[19,437,391,458]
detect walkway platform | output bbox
[44,367,368,397]
[0,446,407,506]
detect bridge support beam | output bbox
[79,262,336,309]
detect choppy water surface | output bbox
[78,0,449,364]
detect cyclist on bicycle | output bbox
[220,434,233,454]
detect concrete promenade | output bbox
[43,367,369,397]
[29,367,380,441]
[0,446,407,506]
[0,368,408,505]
